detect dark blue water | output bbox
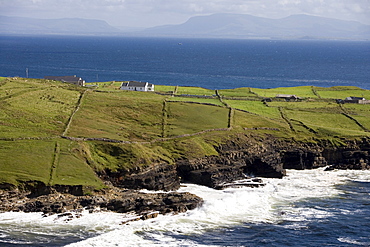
[0,35,369,89]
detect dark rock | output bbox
[177,136,289,188]
[244,152,285,178]
[214,178,265,190]
[177,158,246,188]
[104,191,203,215]
[282,149,327,170]
[101,163,180,191]
[322,138,370,170]
[0,188,203,218]
[140,211,159,220]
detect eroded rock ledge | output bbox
[0,186,203,218]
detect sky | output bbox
[1,0,369,28]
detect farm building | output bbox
[44,75,85,86]
[344,96,370,104]
[276,94,301,101]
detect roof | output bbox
[44,75,83,83]
[276,94,299,98]
[121,81,153,87]
[345,96,366,101]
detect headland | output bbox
[1,77,369,219]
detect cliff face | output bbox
[323,138,370,170]
[99,163,181,191]
[107,135,369,190]
[177,135,320,188]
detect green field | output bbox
[225,100,282,119]
[168,96,224,106]
[233,110,289,132]
[165,102,229,136]
[0,79,81,138]
[67,90,165,141]
[315,86,370,99]
[0,140,55,185]
[1,77,370,191]
[155,85,176,93]
[218,87,259,98]
[251,86,318,98]
[342,104,370,130]
[0,139,104,189]
[176,86,215,96]
[268,101,342,113]
[285,109,365,136]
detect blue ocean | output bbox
[0,36,369,89]
[0,36,370,247]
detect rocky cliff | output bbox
[110,134,369,190]
[1,134,369,218]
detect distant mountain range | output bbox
[1,14,369,40]
[142,13,370,40]
[0,16,120,35]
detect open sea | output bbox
[0,36,370,246]
[0,36,369,89]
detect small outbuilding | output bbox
[120,81,154,92]
[275,94,300,101]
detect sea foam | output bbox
[1,168,369,246]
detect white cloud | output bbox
[0,0,369,27]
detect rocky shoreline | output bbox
[0,186,203,221]
[1,135,369,219]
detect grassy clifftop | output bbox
[1,77,370,190]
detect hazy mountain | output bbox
[142,13,370,40]
[1,14,369,40]
[0,16,120,35]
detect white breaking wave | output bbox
[1,168,369,246]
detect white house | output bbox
[120,81,154,92]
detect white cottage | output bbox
[120,81,154,92]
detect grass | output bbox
[176,86,215,96]
[225,100,282,119]
[0,80,81,138]
[251,86,318,98]
[342,104,370,130]
[0,139,106,188]
[53,140,105,188]
[1,78,370,190]
[285,109,366,136]
[67,90,165,141]
[168,96,224,106]
[0,140,54,185]
[218,87,258,98]
[233,110,289,132]
[315,86,370,99]
[268,101,342,113]
[165,102,229,137]
[155,85,177,93]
